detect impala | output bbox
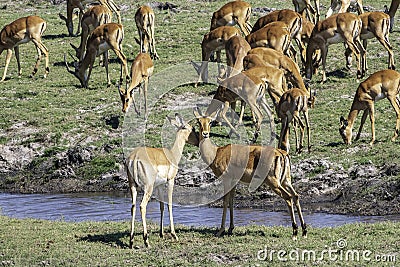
[358,11,395,70]
[193,26,241,87]
[119,53,154,117]
[135,5,159,60]
[126,114,194,248]
[277,87,313,153]
[250,9,306,65]
[305,12,366,83]
[205,69,277,143]
[385,0,400,32]
[70,5,111,61]
[60,0,121,36]
[326,0,363,18]
[0,16,49,82]
[246,21,293,60]
[339,69,400,145]
[64,23,129,88]
[244,47,309,94]
[193,107,307,239]
[210,0,252,35]
[224,35,251,77]
[292,0,320,23]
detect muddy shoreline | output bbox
[1,144,399,216]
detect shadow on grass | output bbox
[43,33,69,40]
[78,231,129,248]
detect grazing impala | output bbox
[119,53,154,117]
[250,9,306,65]
[205,69,276,143]
[60,0,121,36]
[224,35,251,77]
[193,107,307,239]
[305,13,366,83]
[244,47,309,94]
[0,16,49,82]
[246,21,293,60]
[193,26,240,86]
[278,88,314,153]
[70,5,112,61]
[64,23,129,88]
[357,11,395,70]
[339,69,400,145]
[135,5,159,60]
[292,0,320,23]
[326,0,363,18]
[126,114,194,248]
[385,0,400,32]
[210,0,252,35]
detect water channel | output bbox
[1,192,399,228]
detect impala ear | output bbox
[339,116,348,127]
[175,113,186,126]
[167,115,179,128]
[193,106,202,118]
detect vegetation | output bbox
[0,216,399,266]
[0,0,399,185]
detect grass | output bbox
[1,0,400,179]
[0,215,399,266]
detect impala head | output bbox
[167,113,193,141]
[64,53,87,88]
[118,82,139,114]
[193,107,218,140]
[339,116,352,145]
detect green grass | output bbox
[1,0,400,179]
[0,216,398,266]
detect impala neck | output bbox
[198,137,218,167]
[346,104,361,130]
[169,131,189,165]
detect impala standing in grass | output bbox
[0,16,49,82]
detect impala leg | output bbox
[104,51,111,86]
[284,182,307,238]
[388,95,400,141]
[304,110,311,152]
[149,22,159,60]
[129,184,138,249]
[141,186,153,248]
[221,101,240,137]
[143,78,149,119]
[320,45,328,83]
[355,109,368,141]
[14,46,21,77]
[1,49,13,82]
[367,103,375,145]
[66,0,74,36]
[216,192,229,237]
[156,185,165,238]
[30,43,42,78]
[376,34,395,70]
[227,187,236,235]
[167,179,178,240]
[31,39,49,78]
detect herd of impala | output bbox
[1,0,400,248]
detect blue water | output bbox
[0,192,398,228]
